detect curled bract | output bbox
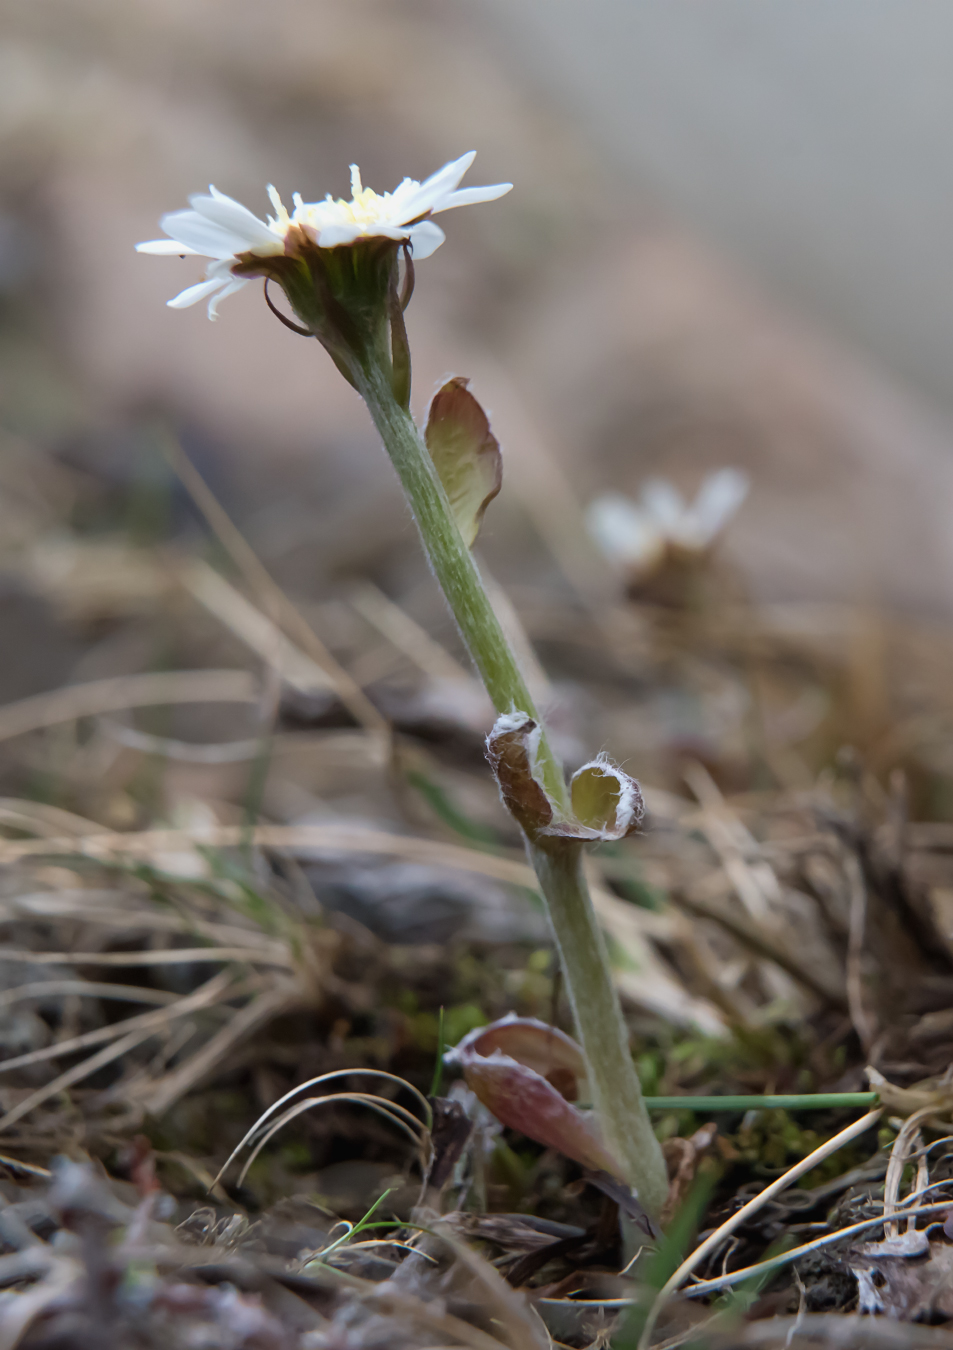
[561,753,645,841]
[485,713,643,841]
[445,1015,625,1178]
[485,712,554,835]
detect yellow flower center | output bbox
[337,165,387,225]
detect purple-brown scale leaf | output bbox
[425,376,502,547]
[446,1016,625,1178]
[462,1015,588,1097]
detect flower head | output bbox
[291,152,510,253]
[136,151,511,320]
[587,468,750,576]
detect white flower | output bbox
[587,469,749,572]
[290,151,511,252]
[136,151,512,319]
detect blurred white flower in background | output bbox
[136,151,511,319]
[587,468,750,576]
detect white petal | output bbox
[369,224,412,241]
[586,493,663,568]
[316,222,409,248]
[641,479,686,532]
[190,187,281,250]
[690,469,750,545]
[385,176,420,210]
[167,277,226,309]
[438,182,513,211]
[205,257,237,280]
[158,209,251,260]
[207,277,247,319]
[392,151,476,221]
[315,221,365,248]
[136,239,201,255]
[266,184,290,222]
[407,220,445,259]
[418,150,477,198]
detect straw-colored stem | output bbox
[354,358,667,1220]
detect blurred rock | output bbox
[305,857,545,946]
[0,581,78,701]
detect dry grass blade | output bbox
[0,1025,160,1133]
[588,872,726,1034]
[0,800,112,838]
[153,1150,234,1204]
[0,1252,78,1350]
[0,1153,51,1179]
[0,670,259,744]
[673,890,847,1008]
[217,1067,432,1186]
[883,1106,936,1238]
[0,972,235,1132]
[0,821,544,874]
[139,981,303,1118]
[430,1222,554,1350]
[366,1281,544,1350]
[0,969,235,1074]
[167,434,388,734]
[8,893,292,954]
[637,1108,884,1349]
[680,763,846,1006]
[98,721,267,763]
[0,946,293,968]
[350,581,472,684]
[683,761,776,924]
[182,562,338,697]
[235,1092,428,1187]
[682,1197,953,1299]
[0,980,180,1010]
[0,822,722,1030]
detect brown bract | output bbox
[485,712,644,842]
[446,1016,625,1178]
[484,713,555,836]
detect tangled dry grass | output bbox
[0,419,952,1347]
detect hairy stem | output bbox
[354,358,668,1219]
[354,360,567,810]
[529,839,668,1219]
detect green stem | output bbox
[353,361,567,812]
[643,1093,880,1113]
[530,839,669,1220]
[354,358,668,1220]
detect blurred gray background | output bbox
[484,0,953,414]
[3,0,953,619]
